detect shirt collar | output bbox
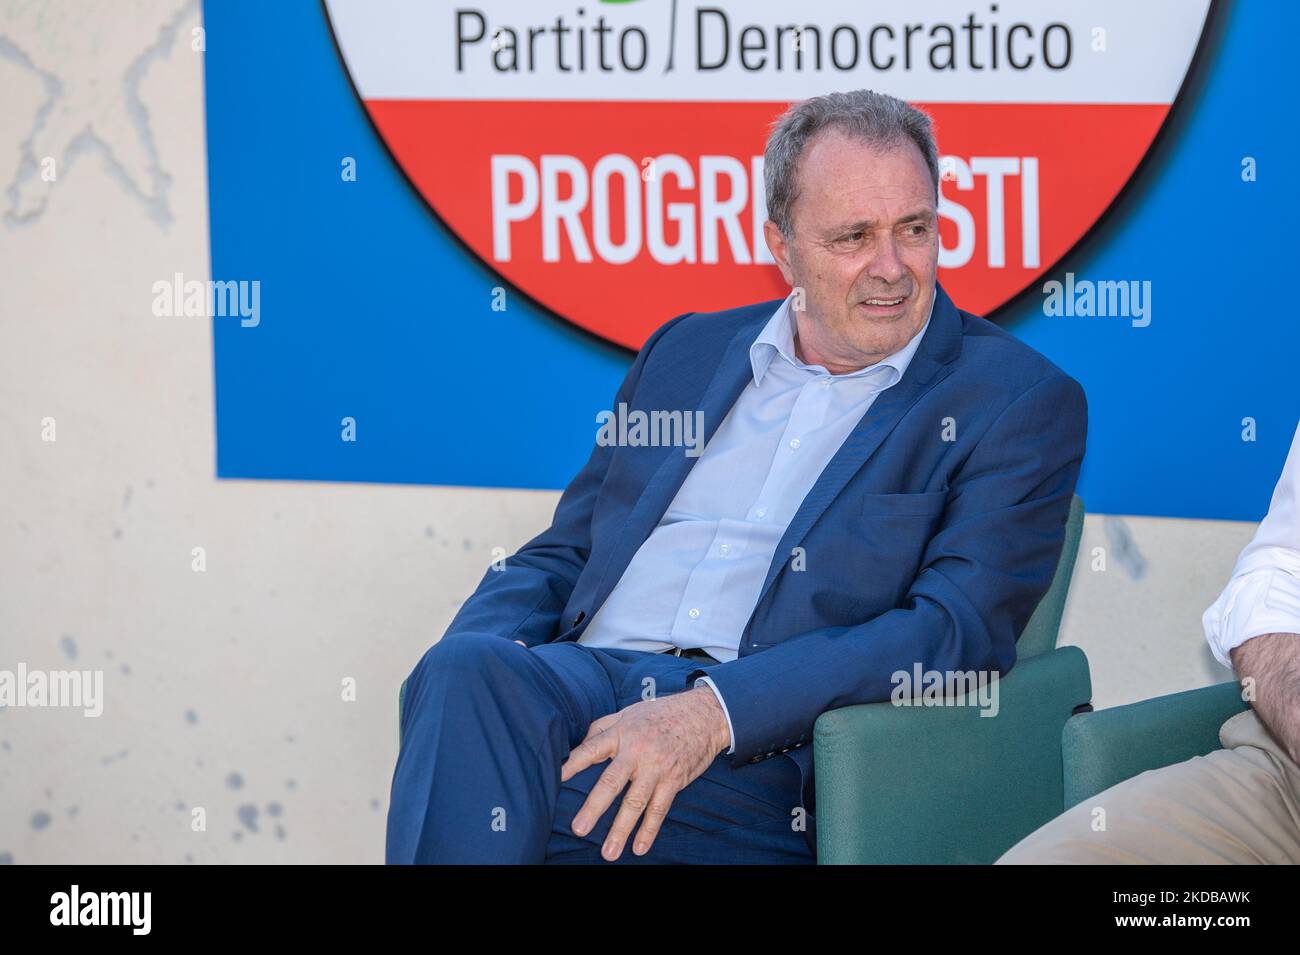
[749,289,935,387]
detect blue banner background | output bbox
[205,0,1298,521]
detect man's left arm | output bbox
[695,373,1088,765]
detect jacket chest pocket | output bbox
[857,489,949,518]
[846,490,949,605]
[749,490,950,643]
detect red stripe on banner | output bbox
[367,99,1167,348]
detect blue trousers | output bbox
[386,632,815,864]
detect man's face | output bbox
[764,128,939,371]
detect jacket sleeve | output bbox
[690,372,1089,766]
[438,312,693,648]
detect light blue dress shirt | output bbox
[578,290,934,753]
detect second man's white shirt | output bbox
[1204,420,1300,668]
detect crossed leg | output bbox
[386,632,813,864]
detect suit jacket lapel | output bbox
[587,310,770,613]
[752,283,965,612]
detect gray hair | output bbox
[763,89,939,239]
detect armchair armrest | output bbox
[1062,680,1248,810]
[813,646,1092,864]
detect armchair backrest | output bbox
[1016,494,1085,659]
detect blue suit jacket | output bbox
[442,281,1088,794]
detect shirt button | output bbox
[822,376,832,386]
[788,438,801,449]
[687,608,700,619]
[755,507,766,519]
[719,543,731,555]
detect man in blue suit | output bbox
[386,89,1087,864]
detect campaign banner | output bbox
[206,0,1300,521]
[324,0,1210,348]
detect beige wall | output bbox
[0,1,1250,864]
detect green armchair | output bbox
[813,494,1090,864]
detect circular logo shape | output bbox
[326,0,1215,349]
